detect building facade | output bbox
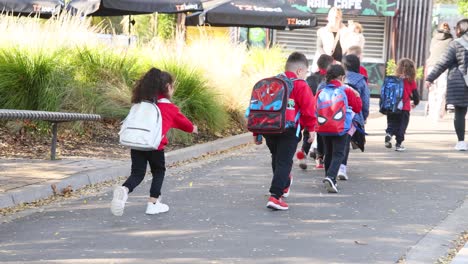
[274,0,433,96]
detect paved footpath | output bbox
[1,111,468,263]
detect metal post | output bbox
[128,14,132,46]
[50,122,58,160]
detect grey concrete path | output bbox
[0,112,467,264]
[0,98,402,209]
[0,133,252,209]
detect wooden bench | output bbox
[0,110,101,160]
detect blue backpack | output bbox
[379,76,404,115]
[316,85,353,136]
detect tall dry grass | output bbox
[0,13,288,137]
[0,13,101,50]
[141,27,287,112]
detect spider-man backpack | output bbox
[246,74,300,134]
[316,84,353,136]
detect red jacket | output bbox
[157,97,194,150]
[326,80,363,113]
[284,71,317,132]
[359,66,368,83]
[401,79,418,111]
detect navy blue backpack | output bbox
[379,76,404,115]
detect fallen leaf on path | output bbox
[354,240,368,245]
[51,184,58,195]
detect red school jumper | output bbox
[156,97,194,150]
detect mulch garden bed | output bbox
[0,119,246,160]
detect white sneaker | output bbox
[395,145,406,152]
[110,186,128,216]
[145,199,169,215]
[323,178,338,193]
[455,141,467,151]
[338,164,348,180]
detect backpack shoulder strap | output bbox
[455,38,468,75]
[340,85,350,97]
[455,37,468,50]
[157,98,171,104]
[276,73,300,95]
[345,82,358,91]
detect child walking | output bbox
[338,54,370,180]
[297,54,334,170]
[251,52,317,210]
[111,68,198,216]
[385,58,420,151]
[316,65,362,193]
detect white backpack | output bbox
[119,99,166,151]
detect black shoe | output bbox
[323,178,338,193]
[310,149,317,160]
[385,134,392,149]
[299,162,308,170]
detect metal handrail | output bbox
[0,109,102,160]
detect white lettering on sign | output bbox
[287,18,311,26]
[235,4,282,12]
[307,0,331,8]
[307,0,362,9]
[334,0,362,9]
[40,6,56,12]
[176,3,199,11]
[32,4,56,13]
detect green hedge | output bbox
[0,14,287,145]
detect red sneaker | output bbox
[315,158,324,169]
[282,174,293,198]
[266,196,289,210]
[297,151,307,170]
[296,150,305,159]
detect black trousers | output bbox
[322,134,348,183]
[302,129,324,158]
[342,134,351,166]
[264,128,299,198]
[386,111,410,145]
[123,149,166,199]
[454,106,467,141]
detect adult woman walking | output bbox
[425,22,453,123]
[312,7,347,72]
[426,19,468,151]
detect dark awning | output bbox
[0,0,63,18]
[186,0,317,30]
[67,0,203,16]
